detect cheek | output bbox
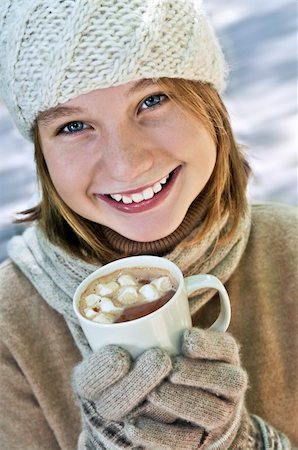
[181,125,217,170]
[43,149,91,196]
[159,113,217,164]
[198,143,217,185]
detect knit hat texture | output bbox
[0,0,228,141]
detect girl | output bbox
[0,1,297,449]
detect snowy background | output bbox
[0,0,297,261]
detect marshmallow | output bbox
[117,286,139,305]
[84,308,98,319]
[118,274,137,286]
[85,294,101,307]
[99,297,123,313]
[92,313,113,324]
[95,281,119,296]
[139,284,160,301]
[151,276,173,294]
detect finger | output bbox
[72,345,131,399]
[182,328,241,365]
[148,381,235,430]
[202,400,245,450]
[125,417,205,450]
[170,357,248,400]
[94,348,172,421]
[128,399,178,424]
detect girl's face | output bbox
[38,80,216,242]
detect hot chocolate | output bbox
[79,267,177,323]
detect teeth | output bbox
[110,173,170,204]
[131,192,144,203]
[153,182,162,193]
[110,194,122,202]
[142,187,154,200]
[122,196,133,204]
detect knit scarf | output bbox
[7,209,251,358]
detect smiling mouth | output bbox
[96,167,180,213]
[107,172,172,204]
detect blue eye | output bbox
[59,121,89,134]
[140,94,167,111]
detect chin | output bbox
[117,221,183,243]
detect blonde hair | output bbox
[18,79,250,263]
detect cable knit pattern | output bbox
[0,0,228,140]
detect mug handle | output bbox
[184,274,231,332]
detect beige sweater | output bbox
[0,203,297,449]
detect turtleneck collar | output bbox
[100,192,209,258]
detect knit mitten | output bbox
[72,345,172,449]
[125,328,248,449]
[125,329,292,449]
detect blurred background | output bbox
[0,0,297,262]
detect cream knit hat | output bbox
[0,0,228,141]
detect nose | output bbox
[101,123,154,183]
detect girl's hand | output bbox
[125,329,249,449]
[72,345,172,448]
[72,331,289,449]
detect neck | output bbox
[101,192,209,259]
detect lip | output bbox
[95,166,181,214]
[107,173,170,196]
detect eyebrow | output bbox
[37,79,159,127]
[37,105,84,127]
[125,79,159,96]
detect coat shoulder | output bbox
[0,259,46,338]
[250,202,297,242]
[251,201,297,222]
[0,258,37,306]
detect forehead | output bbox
[37,79,159,126]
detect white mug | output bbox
[73,255,231,358]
